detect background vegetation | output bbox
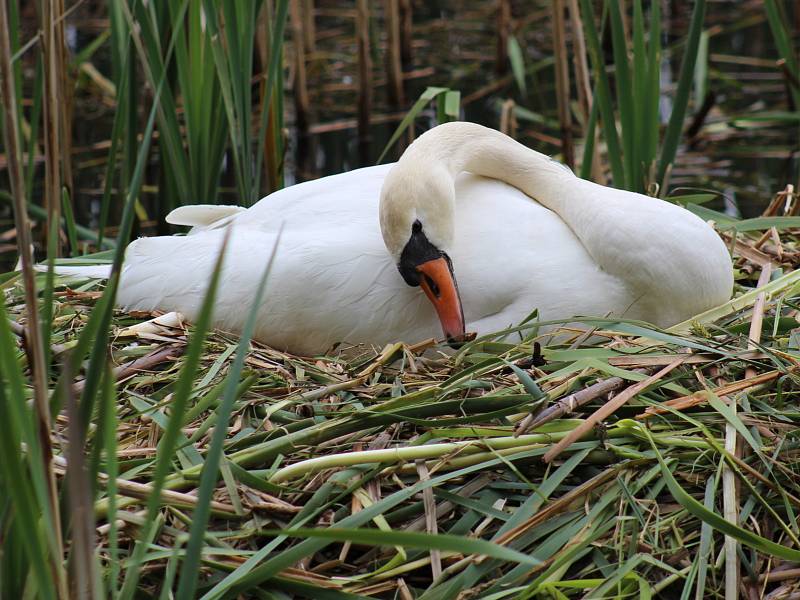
[0,0,799,598]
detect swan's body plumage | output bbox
[92,123,731,355]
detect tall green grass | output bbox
[0,1,288,596]
[99,0,288,232]
[579,0,707,195]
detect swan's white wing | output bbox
[117,167,639,353]
[165,205,246,231]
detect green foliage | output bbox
[580,0,707,194]
[378,86,462,163]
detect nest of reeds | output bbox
[5,188,800,598]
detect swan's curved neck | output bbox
[398,122,581,219]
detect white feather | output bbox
[103,123,732,355]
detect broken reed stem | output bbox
[543,357,689,463]
[0,0,66,594]
[552,0,574,169]
[499,98,517,137]
[638,369,798,419]
[51,457,238,516]
[73,345,184,394]
[516,372,635,436]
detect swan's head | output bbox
[379,163,465,345]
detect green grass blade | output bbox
[23,56,43,206]
[125,0,194,204]
[253,0,289,200]
[99,366,120,597]
[646,429,800,561]
[607,0,635,190]
[99,4,134,246]
[377,86,450,163]
[578,0,624,187]
[444,90,461,121]
[508,35,527,95]
[70,0,190,432]
[644,0,661,178]
[764,0,800,109]
[656,0,707,187]
[40,215,57,370]
[0,307,56,599]
[262,528,541,566]
[579,92,599,180]
[693,30,709,109]
[175,230,282,599]
[119,233,230,598]
[61,187,79,256]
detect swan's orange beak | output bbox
[416,257,466,344]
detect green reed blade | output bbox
[120,234,230,599]
[578,0,624,188]
[175,230,281,600]
[607,0,635,190]
[657,0,707,187]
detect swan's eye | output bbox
[423,273,441,298]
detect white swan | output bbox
[66,122,733,355]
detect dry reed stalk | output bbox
[567,0,604,182]
[544,356,689,463]
[64,379,97,598]
[8,318,68,354]
[492,464,625,548]
[552,0,574,168]
[0,1,66,594]
[290,0,310,131]
[762,184,796,217]
[73,345,184,393]
[515,371,637,436]
[356,0,372,163]
[303,0,316,53]
[384,0,405,107]
[499,98,517,137]
[495,0,511,76]
[638,366,799,419]
[399,0,413,68]
[567,0,591,123]
[723,263,772,599]
[54,455,238,514]
[256,6,282,193]
[40,0,71,254]
[416,460,442,580]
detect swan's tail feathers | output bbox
[35,264,112,279]
[166,205,245,232]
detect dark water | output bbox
[283,1,798,219]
